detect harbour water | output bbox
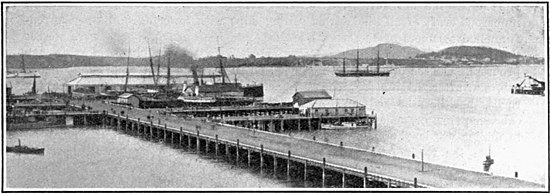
[5,65,548,187]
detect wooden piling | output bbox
[225,141,230,159]
[205,138,209,153]
[273,156,278,178]
[297,119,300,131]
[196,131,200,153]
[164,124,167,143]
[287,150,291,181]
[363,166,368,188]
[247,149,251,167]
[149,120,153,139]
[236,139,240,166]
[83,115,88,125]
[137,118,141,135]
[215,135,219,157]
[303,160,308,184]
[414,177,417,188]
[322,157,326,188]
[260,144,264,175]
[117,113,120,130]
[342,169,346,188]
[125,115,129,132]
[179,127,183,145]
[187,133,191,150]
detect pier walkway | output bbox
[80,100,543,189]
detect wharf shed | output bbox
[65,73,221,94]
[292,90,332,106]
[117,93,140,107]
[299,98,367,117]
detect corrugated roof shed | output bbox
[300,98,364,108]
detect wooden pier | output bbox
[222,114,376,132]
[6,100,544,189]
[70,100,543,189]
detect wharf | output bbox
[69,100,545,188]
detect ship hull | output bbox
[335,71,390,77]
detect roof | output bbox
[66,75,187,86]
[118,93,134,98]
[293,90,332,99]
[65,73,221,86]
[300,98,365,109]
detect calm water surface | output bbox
[6,128,288,188]
[5,65,548,187]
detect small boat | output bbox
[321,122,371,130]
[6,139,45,154]
[511,74,545,96]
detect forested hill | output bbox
[415,46,539,64]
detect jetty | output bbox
[40,99,541,189]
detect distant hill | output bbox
[415,46,541,64]
[331,43,425,59]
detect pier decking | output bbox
[73,100,543,189]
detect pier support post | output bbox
[215,135,219,157]
[247,149,251,167]
[102,111,106,128]
[149,120,153,139]
[421,149,424,172]
[260,144,264,175]
[164,124,167,143]
[414,177,417,188]
[318,118,322,130]
[342,170,346,188]
[137,118,141,136]
[363,167,368,188]
[322,157,326,188]
[187,133,191,150]
[287,151,291,181]
[280,119,284,132]
[303,160,308,185]
[83,115,88,126]
[273,156,278,178]
[117,113,120,130]
[225,141,230,160]
[179,127,183,145]
[269,120,274,132]
[125,115,129,132]
[297,119,300,131]
[236,139,240,166]
[308,118,312,131]
[205,138,209,153]
[196,131,200,153]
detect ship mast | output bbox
[157,48,162,85]
[342,57,346,73]
[377,46,380,73]
[21,54,26,73]
[147,42,158,88]
[124,47,130,93]
[217,37,230,84]
[356,49,360,72]
[166,52,171,91]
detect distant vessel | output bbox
[335,47,392,77]
[7,55,41,78]
[6,139,45,154]
[511,74,545,96]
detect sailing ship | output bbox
[511,74,545,96]
[334,47,392,77]
[7,55,41,78]
[6,139,45,154]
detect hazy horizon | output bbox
[4,4,547,58]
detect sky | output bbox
[4,4,547,58]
